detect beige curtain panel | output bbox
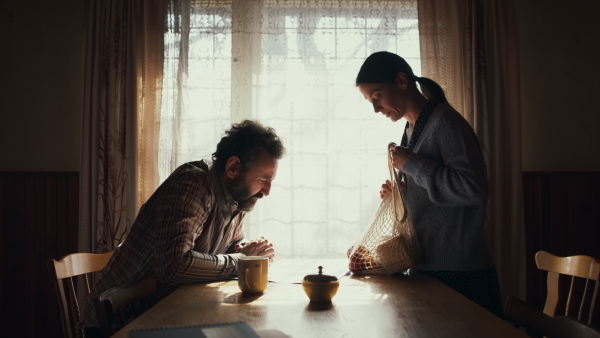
[418,0,525,301]
[80,0,165,255]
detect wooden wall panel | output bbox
[0,172,79,338]
[2,175,17,338]
[522,172,600,324]
[35,176,48,336]
[0,177,3,329]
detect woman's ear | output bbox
[224,156,242,179]
[395,72,409,90]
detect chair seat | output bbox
[505,296,600,338]
[95,274,157,336]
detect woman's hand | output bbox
[379,179,405,199]
[347,245,381,272]
[380,180,393,199]
[236,236,275,259]
[389,144,412,171]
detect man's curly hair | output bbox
[212,120,285,173]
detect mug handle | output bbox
[243,267,251,291]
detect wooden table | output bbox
[112,260,526,337]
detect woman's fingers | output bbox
[389,146,412,170]
[380,180,394,199]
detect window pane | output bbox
[161,0,419,259]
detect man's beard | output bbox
[228,174,263,212]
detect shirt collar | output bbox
[401,99,439,149]
[208,161,241,213]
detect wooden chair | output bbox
[94,274,156,336]
[505,296,600,338]
[48,251,113,338]
[535,250,600,326]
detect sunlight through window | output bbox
[160,0,420,259]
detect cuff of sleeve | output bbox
[402,153,421,177]
[230,253,246,272]
[402,153,421,176]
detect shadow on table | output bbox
[304,301,335,312]
[222,291,264,304]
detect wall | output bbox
[1,2,84,335]
[522,172,600,323]
[518,0,600,171]
[518,0,600,319]
[1,172,80,337]
[0,0,84,172]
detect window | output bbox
[160,0,419,258]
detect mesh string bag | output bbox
[347,144,421,274]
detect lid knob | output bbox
[303,266,338,282]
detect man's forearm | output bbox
[169,251,245,284]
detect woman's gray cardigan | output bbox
[402,104,495,271]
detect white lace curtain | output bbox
[80,0,523,300]
[160,0,420,258]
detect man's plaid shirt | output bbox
[79,160,247,328]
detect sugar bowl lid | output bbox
[303,266,338,282]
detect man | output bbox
[80,120,285,331]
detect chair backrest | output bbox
[505,296,600,338]
[94,274,156,336]
[47,251,113,338]
[535,250,600,326]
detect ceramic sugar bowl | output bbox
[302,266,339,302]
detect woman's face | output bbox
[358,79,408,122]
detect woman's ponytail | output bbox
[356,52,452,108]
[416,77,451,107]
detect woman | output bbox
[356,51,503,317]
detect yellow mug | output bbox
[237,256,269,294]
